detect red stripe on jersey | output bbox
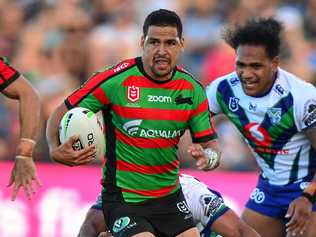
[117,159,179,175]
[122,179,179,197]
[122,76,194,90]
[92,87,110,105]
[67,58,136,106]
[112,105,192,122]
[0,60,18,81]
[194,127,216,138]
[116,129,179,148]
[191,99,209,117]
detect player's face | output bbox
[141,26,184,81]
[236,45,279,97]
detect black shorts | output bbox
[102,188,195,237]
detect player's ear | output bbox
[271,56,279,74]
[140,35,145,49]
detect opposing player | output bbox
[206,18,316,237]
[78,174,260,237]
[0,56,41,200]
[46,9,220,237]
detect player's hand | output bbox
[98,231,113,237]
[7,156,41,201]
[50,135,96,166]
[187,144,219,171]
[285,196,312,236]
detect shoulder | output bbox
[91,58,138,84]
[206,71,238,93]
[278,68,316,98]
[175,65,205,91]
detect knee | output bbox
[220,226,243,237]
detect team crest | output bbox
[127,86,140,102]
[267,108,282,125]
[228,97,239,112]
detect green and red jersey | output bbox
[0,57,20,91]
[65,57,216,203]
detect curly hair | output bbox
[223,18,283,59]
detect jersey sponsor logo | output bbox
[228,97,239,112]
[139,129,181,138]
[200,194,224,217]
[267,107,282,125]
[147,95,172,103]
[300,182,311,190]
[250,188,265,204]
[113,62,130,73]
[127,85,140,102]
[229,77,239,86]
[112,216,130,233]
[175,94,193,105]
[303,100,316,127]
[123,120,182,138]
[176,201,191,214]
[274,84,286,96]
[123,119,142,135]
[249,102,257,112]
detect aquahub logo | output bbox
[127,85,140,102]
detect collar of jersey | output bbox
[136,57,176,84]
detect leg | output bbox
[78,208,107,237]
[211,209,260,237]
[242,208,285,237]
[176,227,200,237]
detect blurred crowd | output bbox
[1,0,316,171]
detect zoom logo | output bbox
[123,120,142,135]
[250,188,265,204]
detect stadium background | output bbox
[0,0,316,236]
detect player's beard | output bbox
[150,61,173,80]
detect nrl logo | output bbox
[127,85,140,102]
[228,97,239,112]
[267,107,282,125]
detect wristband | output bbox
[20,138,36,145]
[203,148,219,170]
[16,155,32,160]
[301,192,316,204]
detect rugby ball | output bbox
[59,107,106,160]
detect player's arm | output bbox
[1,76,41,200]
[285,126,316,235]
[46,103,96,166]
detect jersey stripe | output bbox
[122,75,194,90]
[67,58,136,107]
[92,87,110,105]
[122,180,179,197]
[0,58,20,91]
[117,159,179,174]
[116,129,179,148]
[112,105,192,122]
[191,99,209,117]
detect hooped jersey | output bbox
[206,68,316,185]
[65,57,216,203]
[0,57,20,91]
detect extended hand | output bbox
[8,157,41,201]
[50,135,97,166]
[285,196,312,236]
[187,144,219,171]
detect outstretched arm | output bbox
[2,76,41,201]
[285,127,316,235]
